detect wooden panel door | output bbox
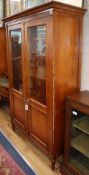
[25,17,53,151]
[8,24,27,130]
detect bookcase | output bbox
[60,91,89,175]
[4,1,85,169]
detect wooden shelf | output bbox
[71,134,89,159]
[69,158,89,175]
[72,116,89,135]
[0,76,9,88]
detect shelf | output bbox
[69,157,89,175]
[71,134,89,159]
[30,75,46,80]
[72,116,89,135]
[32,38,45,40]
[13,56,21,60]
[0,76,9,88]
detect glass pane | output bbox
[28,25,46,105]
[10,0,21,15]
[69,110,89,175]
[0,0,4,19]
[23,0,46,10]
[10,29,23,92]
[5,0,10,17]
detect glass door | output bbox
[69,110,89,175]
[23,0,47,10]
[8,24,26,129]
[10,29,23,92]
[25,18,52,148]
[28,25,46,105]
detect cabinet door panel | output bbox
[28,106,49,147]
[13,94,26,128]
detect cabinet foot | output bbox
[12,122,15,131]
[51,156,56,170]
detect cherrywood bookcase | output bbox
[60,91,89,175]
[4,1,85,169]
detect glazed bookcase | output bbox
[4,1,85,169]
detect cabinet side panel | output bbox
[0,28,7,75]
[53,11,83,155]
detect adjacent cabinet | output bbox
[60,91,89,175]
[4,1,85,168]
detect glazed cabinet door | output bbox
[8,24,26,130]
[64,100,89,175]
[25,18,52,150]
[69,109,89,175]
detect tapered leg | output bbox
[51,156,56,170]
